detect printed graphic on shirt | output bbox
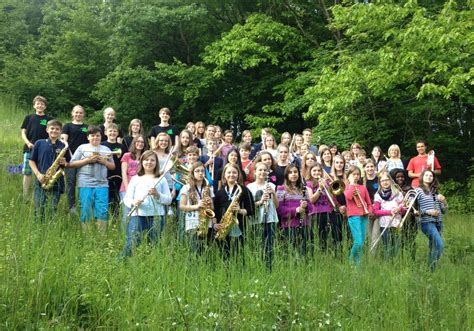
[40,119,48,126]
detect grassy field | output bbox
[0,100,472,329]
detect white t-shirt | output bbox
[71,143,111,188]
[247,182,278,224]
[180,184,214,231]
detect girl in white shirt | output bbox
[121,150,172,257]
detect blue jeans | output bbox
[421,222,444,271]
[122,215,165,257]
[34,182,61,223]
[348,216,368,265]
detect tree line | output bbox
[0,0,472,183]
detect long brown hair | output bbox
[186,161,209,204]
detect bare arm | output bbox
[21,129,34,149]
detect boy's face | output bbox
[88,132,102,146]
[107,128,118,140]
[239,148,250,160]
[207,141,216,152]
[104,110,115,123]
[159,111,170,121]
[303,131,311,143]
[187,153,199,164]
[358,154,366,163]
[46,125,61,139]
[416,143,426,155]
[34,100,46,114]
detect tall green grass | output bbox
[0,100,472,329]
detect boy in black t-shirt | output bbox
[21,96,52,199]
[149,107,180,149]
[101,123,125,218]
[61,105,88,214]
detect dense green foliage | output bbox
[0,102,473,329]
[0,0,472,181]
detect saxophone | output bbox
[215,185,242,240]
[42,141,69,190]
[197,180,215,238]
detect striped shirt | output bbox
[415,187,446,223]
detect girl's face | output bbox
[343,154,351,163]
[278,148,289,161]
[310,167,322,180]
[228,151,238,164]
[261,154,273,168]
[206,127,215,138]
[255,164,267,180]
[281,134,291,145]
[193,166,205,181]
[243,133,252,144]
[305,154,316,167]
[288,167,299,184]
[380,175,391,190]
[330,146,337,155]
[349,170,360,183]
[395,173,405,187]
[372,148,380,158]
[135,137,146,151]
[224,132,233,143]
[142,155,157,172]
[72,108,84,122]
[197,124,205,134]
[104,110,115,123]
[300,145,309,155]
[295,136,303,146]
[322,150,332,162]
[364,163,375,176]
[225,167,239,184]
[180,133,190,146]
[389,148,398,158]
[423,171,434,185]
[158,136,169,150]
[215,128,222,138]
[131,122,141,134]
[334,157,344,171]
[351,145,360,154]
[186,123,195,133]
[265,136,275,148]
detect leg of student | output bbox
[34,182,47,223]
[348,216,368,265]
[329,211,343,256]
[93,187,109,231]
[119,191,130,232]
[262,222,275,271]
[22,152,33,198]
[421,222,444,271]
[122,216,143,256]
[65,167,77,211]
[317,213,329,252]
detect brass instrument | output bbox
[370,189,420,252]
[317,177,337,210]
[353,187,369,214]
[215,185,242,240]
[427,150,435,171]
[197,179,215,238]
[42,142,69,190]
[84,149,122,160]
[322,169,345,196]
[170,157,191,186]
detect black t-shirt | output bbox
[149,124,180,144]
[62,122,88,154]
[101,141,125,178]
[213,185,255,233]
[192,138,202,149]
[21,114,52,152]
[274,164,288,186]
[99,123,124,142]
[122,135,133,154]
[365,177,379,203]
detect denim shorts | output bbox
[78,187,109,222]
[22,152,32,175]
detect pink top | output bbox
[276,185,309,228]
[119,152,140,192]
[344,184,373,216]
[306,181,333,214]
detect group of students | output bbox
[21,96,447,271]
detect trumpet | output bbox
[83,149,122,160]
[353,187,369,214]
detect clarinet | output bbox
[299,177,307,227]
[263,170,270,224]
